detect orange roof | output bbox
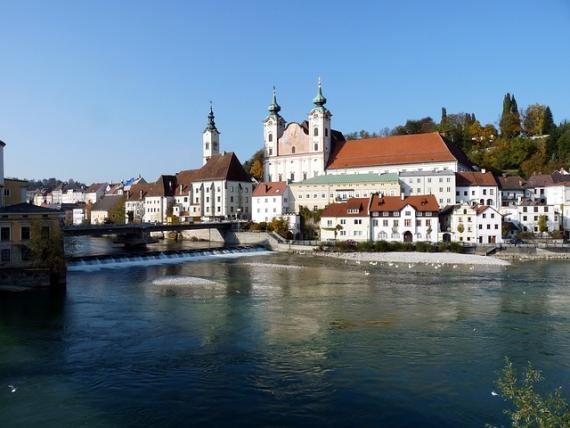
[456,171,498,187]
[369,194,439,213]
[327,132,464,169]
[321,198,369,217]
[253,181,288,197]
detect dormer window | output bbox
[347,208,359,214]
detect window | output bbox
[0,227,10,241]
[230,196,234,202]
[314,143,318,151]
[354,219,362,225]
[393,220,399,227]
[291,146,296,154]
[405,219,411,227]
[3,189,11,197]
[373,220,378,226]
[268,133,273,142]
[268,148,273,156]
[21,226,30,241]
[205,142,209,150]
[290,173,295,181]
[314,127,319,136]
[340,219,346,225]
[416,219,421,227]
[327,220,333,227]
[303,173,307,180]
[405,211,411,216]
[325,128,328,137]
[1,249,10,263]
[383,219,388,226]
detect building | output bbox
[125,182,152,224]
[400,170,455,207]
[320,198,370,242]
[252,181,291,223]
[262,82,473,184]
[524,174,552,202]
[544,170,570,205]
[90,194,125,224]
[289,173,400,213]
[189,153,253,221]
[369,194,440,243]
[455,171,500,207]
[0,140,5,206]
[0,203,62,268]
[85,183,107,204]
[498,175,526,207]
[2,179,28,206]
[142,176,176,224]
[441,204,503,244]
[500,199,560,235]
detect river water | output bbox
[1,248,570,427]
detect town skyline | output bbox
[1,0,570,183]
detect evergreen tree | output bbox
[543,106,555,135]
[500,93,521,138]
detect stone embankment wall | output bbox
[496,246,570,260]
[0,268,52,291]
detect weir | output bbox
[67,245,271,271]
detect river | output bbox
[1,245,570,427]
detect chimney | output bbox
[401,192,405,200]
[179,184,183,193]
[139,190,143,200]
[481,168,486,173]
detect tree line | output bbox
[344,93,569,178]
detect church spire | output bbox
[313,77,327,108]
[205,101,218,132]
[268,86,281,115]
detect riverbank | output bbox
[313,251,511,266]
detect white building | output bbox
[90,194,124,225]
[252,181,291,223]
[400,170,455,207]
[142,176,176,224]
[85,183,107,204]
[442,204,503,244]
[320,198,371,242]
[369,194,440,243]
[500,201,560,235]
[455,171,500,207]
[498,175,526,207]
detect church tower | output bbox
[308,78,332,168]
[263,87,285,181]
[203,103,220,165]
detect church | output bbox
[262,81,473,184]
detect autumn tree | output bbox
[243,149,265,181]
[28,219,66,284]
[523,104,550,136]
[108,196,126,224]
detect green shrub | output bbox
[374,240,391,252]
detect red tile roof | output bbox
[525,174,553,188]
[193,152,251,182]
[456,171,498,187]
[321,198,370,217]
[253,182,288,197]
[327,132,469,170]
[369,194,439,213]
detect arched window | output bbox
[291,146,296,154]
[313,127,319,137]
[314,143,318,151]
[290,172,295,181]
[487,199,493,206]
[205,143,209,150]
[268,133,273,142]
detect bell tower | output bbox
[203,102,220,165]
[263,87,285,181]
[308,77,332,169]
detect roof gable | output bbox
[369,194,439,212]
[321,197,370,217]
[253,181,288,197]
[195,152,251,182]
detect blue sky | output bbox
[1,0,569,183]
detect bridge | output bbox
[63,221,243,246]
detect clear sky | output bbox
[1,0,569,184]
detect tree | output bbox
[538,215,548,233]
[500,93,522,138]
[523,104,549,137]
[543,106,555,135]
[270,217,289,238]
[491,357,570,427]
[243,149,264,181]
[28,220,66,283]
[108,196,126,224]
[392,117,437,135]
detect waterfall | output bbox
[67,246,271,272]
